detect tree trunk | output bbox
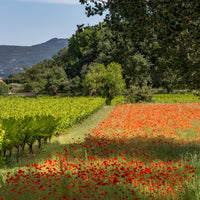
[106,96,112,105]
[15,145,20,161]
[3,149,6,157]
[44,138,47,144]
[38,138,42,149]
[28,143,33,153]
[9,149,12,157]
[21,143,25,152]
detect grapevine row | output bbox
[0,96,105,159]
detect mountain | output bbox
[0,38,68,78]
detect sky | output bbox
[0,0,105,46]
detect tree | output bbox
[95,24,123,65]
[80,0,200,44]
[24,60,69,96]
[80,0,200,89]
[124,52,152,87]
[23,62,47,95]
[83,62,125,105]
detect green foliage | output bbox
[95,25,122,65]
[80,0,200,90]
[0,123,5,166]
[12,18,199,95]
[111,96,126,106]
[152,87,168,94]
[24,60,69,95]
[83,63,106,96]
[0,96,105,159]
[152,94,200,103]
[124,52,152,86]
[0,82,9,95]
[68,25,98,60]
[0,124,5,151]
[83,62,125,105]
[126,83,153,103]
[4,72,26,84]
[8,83,24,93]
[105,62,126,104]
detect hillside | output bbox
[0,38,68,78]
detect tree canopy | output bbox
[24,60,69,96]
[83,62,125,104]
[8,8,200,96]
[80,0,200,89]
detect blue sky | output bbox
[0,0,104,46]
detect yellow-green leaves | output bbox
[83,62,125,105]
[0,96,105,157]
[0,123,5,151]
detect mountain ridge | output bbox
[0,38,68,78]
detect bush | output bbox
[111,96,127,106]
[152,87,168,94]
[126,84,153,103]
[8,83,24,93]
[0,82,9,95]
[191,90,200,96]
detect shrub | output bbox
[8,83,24,93]
[0,82,9,95]
[111,96,127,106]
[126,83,153,103]
[152,87,168,94]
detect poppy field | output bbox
[0,103,200,199]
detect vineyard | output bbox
[152,94,200,103]
[0,102,199,199]
[0,96,105,160]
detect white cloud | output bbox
[17,0,80,4]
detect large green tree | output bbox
[24,60,69,96]
[80,0,200,89]
[83,62,125,105]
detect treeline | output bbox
[5,0,200,99]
